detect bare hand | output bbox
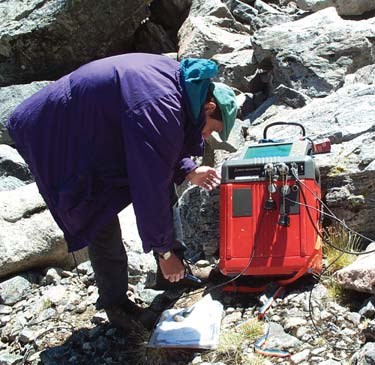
[186,166,221,191]
[159,252,185,282]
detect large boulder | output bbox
[0,144,33,191]
[134,0,192,54]
[295,0,375,16]
[0,81,51,145]
[0,0,151,86]
[334,243,375,294]
[0,182,153,280]
[178,0,250,59]
[252,7,375,98]
[212,50,257,93]
[0,183,87,279]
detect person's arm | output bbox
[123,97,186,281]
[186,165,221,191]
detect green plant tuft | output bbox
[203,318,266,365]
[323,224,361,274]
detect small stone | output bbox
[359,297,375,318]
[43,268,62,285]
[43,285,67,306]
[0,276,32,305]
[296,326,309,339]
[77,261,93,275]
[194,260,210,268]
[0,306,12,315]
[311,346,327,355]
[19,327,39,343]
[0,352,24,365]
[284,317,307,331]
[225,307,235,314]
[76,302,87,314]
[192,355,202,364]
[222,311,242,327]
[270,314,282,322]
[60,270,74,278]
[340,328,356,336]
[92,312,107,325]
[345,312,361,325]
[290,349,311,364]
[0,315,11,327]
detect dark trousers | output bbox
[89,185,185,310]
[88,216,128,309]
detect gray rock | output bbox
[350,342,375,364]
[0,176,26,192]
[178,0,250,59]
[236,93,255,120]
[319,360,342,365]
[0,145,32,183]
[43,268,62,286]
[0,81,51,145]
[359,297,375,318]
[42,285,67,306]
[0,183,88,280]
[334,243,375,294]
[225,0,258,25]
[362,320,375,341]
[76,262,93,276]
[0,352,23,365]
[296,0,375,16]
[0,275,31,305]
[149,0,192,31]
[266,322,302,349]
[0,305,12,315]
[118,205,157,276]
[273,84,311,108]
[0,0,151,87]
[134,21,176,54]
[180,186,220,260]
[1,313,27,342]
[290,349,311,364]
[247,78,375,237]
[346,312,362,325]
[18,327,39,344]
[252,8,375,98]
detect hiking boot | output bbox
[105,298,159,331]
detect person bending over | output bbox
[6,53,237,330]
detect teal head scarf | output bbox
[180,58,218,124]
[212,82,238,142]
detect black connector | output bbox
[264,199,276,210]
[278,214,290,227]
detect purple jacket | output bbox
[7,53,205,253]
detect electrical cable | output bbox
[145,209,269,363]
[71,252,81,279]
[146,160,372,359]
[291,167,373,244]
[295,175,365,352]
[307,256,349,352]
[290,169,375,255]
[160,207,268,304]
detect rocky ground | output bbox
[1,261,375,365]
